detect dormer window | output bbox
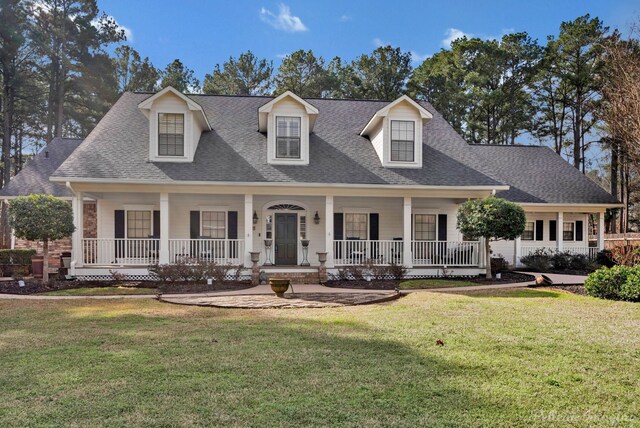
[158,113,185,156]
[276,116,301,159]
[390,120,415,162]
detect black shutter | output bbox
[369,213,379,240]
[549,220,557,241]
[190,211,200,239]
[535,220,544,241]
[114,210,125,260]
[575,220,584,241]
[334,213,344,240]
[227,211,238,239]
[153,211,160,238]
[438,214,447,241]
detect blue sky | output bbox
[102,0,638,80]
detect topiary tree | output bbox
[9,194,75,283]
[457,197,526,279]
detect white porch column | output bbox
[325,195,334,268]
[71,191,84,272]
[244,194,254,266]
[403,197,413,268]
[514,237,522,267]
[159,192,170,264]
[556,211,564,252]
[597,211,605,251]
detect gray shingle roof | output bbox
[470,145,619,204]
[0,137,83,198]
[51,92,504,187]
[44,91,618,206]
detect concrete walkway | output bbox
[0,272,587,301]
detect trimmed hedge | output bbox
[584,265,640,302]
[0,249,37,265]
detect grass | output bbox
[399,278,478,289]
[44,286,157,296]
[0,289,638,427]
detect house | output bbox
[0,86,620,279]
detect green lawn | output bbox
[45,286,157,296]
[399,278,479,289]
[0,289,638,427]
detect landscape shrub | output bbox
[610,245,640,267]
[337,262,408,280]
[491,256,508,273]
[520,248,553,271]
[388,262,408,280]
[148,259,242,283]
[584,265,640,301]
[596,250,615,268]
[550,251,572,270]
[0,249,37,265]
[567,253,593,271]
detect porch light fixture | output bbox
[313,211,321,225]
[253,211,259,224]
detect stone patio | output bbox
[160,291,401,309]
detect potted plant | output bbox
[269,277,290,297]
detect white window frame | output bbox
[125,209,153,239]
[413,213,437,241]
[563,221,575,242]
[344,212,369,241]
[390,120,415,162]
[522,221,535,241]
[275,116,302,159]
[200,209,227,239]
[267,111,309,165]
[384,116,422,168]
[158,112,185,157]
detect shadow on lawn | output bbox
[5,301,517,426]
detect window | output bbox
[414,214,436,240]
[127,211,152,238]
[563,222,575,241]
[276,116,301,159]
[345,213,368,240]
[390,120,415,162]
[300,216,307,240]
[201,211,226,239]
[158,113,184,156]
[522,222,534,240]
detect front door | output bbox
[275,213,297,265]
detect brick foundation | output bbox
[264,271,321,284]
[14,202,97,268]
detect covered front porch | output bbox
[69,189,488,277]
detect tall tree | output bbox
[31,0,125,141]
[203,51,272,95]
[351,46,412,100]
[554,14,608,170]
[274,49,329,98]
[160,59,200,93]
[113,45,158,92]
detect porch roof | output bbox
[0,137,83,198]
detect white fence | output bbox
[168,239,244,265]
[82,238,158,266]
[333,240,403,265]
[411,241,480,266]
[332,240,480,267]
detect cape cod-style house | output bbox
[0,87,620,279]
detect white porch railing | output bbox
[521,245,598,259]
[82,238,159,266]
[333,240,403,265]
[411,241,480,266]
[168,239,244,265]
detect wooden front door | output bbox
[275,213,297,265]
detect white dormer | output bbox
[138,86,211,163]
[258,91,319,165]
[360,95,432,169]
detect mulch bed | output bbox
[326,271,535,290]
[0,279,253,295]
[547,285,588,296]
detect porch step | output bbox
[264,270,321,284]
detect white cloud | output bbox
[410,51,430,63]
[260,4,308,32]
[91,16,133,41]
[442,28,471,48]
[373,37,390,47]
[339,15,351,22]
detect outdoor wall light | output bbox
[314,211,321,225]
[253,211,259,224]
